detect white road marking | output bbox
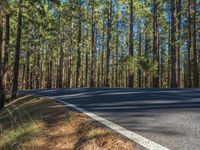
[43,95,170,150]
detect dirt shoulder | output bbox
[0,95,138,150]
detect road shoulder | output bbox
[0,95,137,150]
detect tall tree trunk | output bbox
[144,17,149,88]
[193,0,198,87]
[168,24,171,88]
[0,7,2,79]
[81,35,85,87]
[170,0,177,87]
[105,0,112,87]
[33,45,37,88]
[25,50,30,89]
[68,19,73,88]
[58,41,64,88]
[184,61,187,87]
[85,28,89,87]
[160,35,164,87]
[101,23,105,87]
[58,19,64,88]
[0,6,3,109]
[85,49,89,87]
[76,4,82,87]
[187,0,192,87]
[97,62,100,87]
[21,63,25,89]
[111,54,114,86]
[2,14,10,91]
[138,20,142,88]
[176,0,182,87]
[68,40,72,88]
[30,66,33,89]
[153,0,159,87]
[46,54,48,88]
[90,2,95,87]
[47,50,53,89]
[40,51,44,88]
[36,47,40,89]
[48,59,53,88]
[115,18,119,87]
[128,0,134,87]
[76,24,81,87]
[11,0,23,98]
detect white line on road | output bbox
[44,96,170,150]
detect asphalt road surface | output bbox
[19,88,200,150]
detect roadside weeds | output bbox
[0,95,138,150]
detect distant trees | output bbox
[0,0,199,109]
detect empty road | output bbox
[20,88,200,150]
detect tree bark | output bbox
[101,23,105,87]
[187,0,192,87]
[0,7,2,79]
[160,35,164,87]
[170,0,177,87]
[68,18,73,88]
[25,50,30,89]
[138,20,142,88]
[153,0,159,87]
[30,66,33,89]
[21,63,25,89]
[47,59,53,88]
[11,0,23,98]
[192,0,198,87]
[115,18,119,87]
[176,0,182,87]
[85,48,89,87]
[36,46,40,89]
[0,6,3,109]
[90,1,95,87]
[76,3,82,87]
[105,0,112,87]
[144,17,150,88]
[168,24,171,88]
[128,0,134,87]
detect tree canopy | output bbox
[0,0,200,108]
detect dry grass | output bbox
[0,95,137,150]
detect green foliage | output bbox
[139,55,157,74]
[0,120,44,150]
[1,0,199,89]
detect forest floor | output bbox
[0,95,137,150]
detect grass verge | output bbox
[0,95,137,150]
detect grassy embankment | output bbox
[0,95,137,150]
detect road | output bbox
[19,88,200,150]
